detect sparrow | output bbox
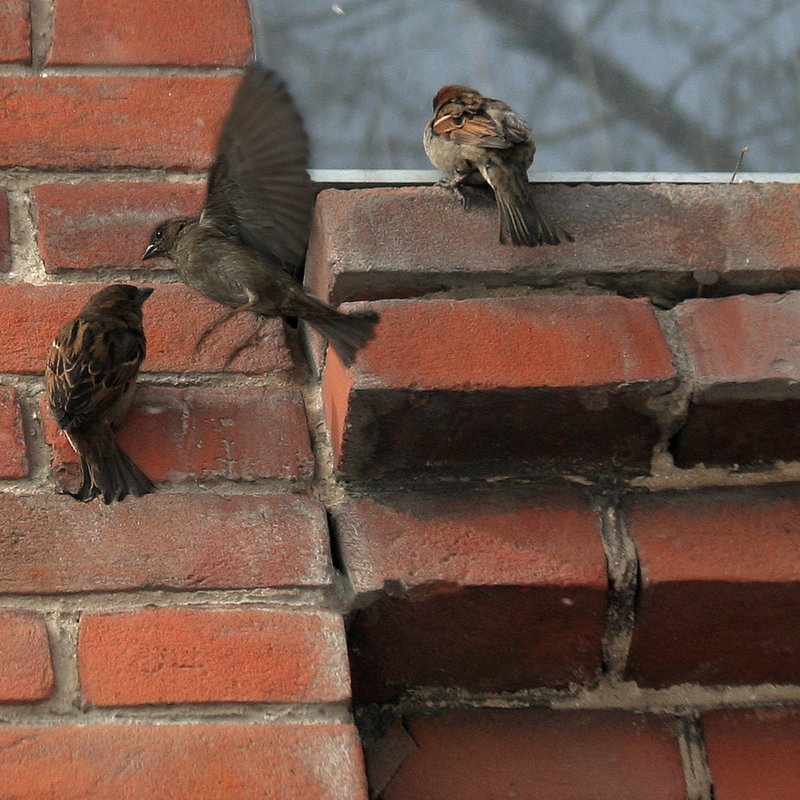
[45,284,155,504]
[424,84,572,247]
[142,64,378,367]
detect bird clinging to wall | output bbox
[143,64,378,367]
[46,284,155,504]
[424,84,572,247]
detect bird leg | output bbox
[222,316,267,369]
[435,173,471,207]
[193,290,260,355]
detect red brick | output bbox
[0,1,30,63]
[0,493,332,594]
[48,0,251,66]
[0,75,238,170]
[0,610,53,702]
[34,181,205,272]
[336,490,607,702]
[323,295,676,479]
[705,709,800,800]
[79,606,349,706]
[379,710,684,800]
[306,184,800,304]
[673,292,800,467]
[42,385,312,488]
[0,283,290,375]
[0,723,367,800]
[0,385,28,478]
[0,190,11,271]
[624,486,800,687]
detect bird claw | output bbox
[221,320,266,368]
[434,177,470,208]
[193,309,238,356]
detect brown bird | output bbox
[143,64,378,367]
[424,84,572,247]
[46,285,155,504]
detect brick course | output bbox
[379,710,685,800]
[704,709,800,800]
[0,610,53,702]
[79,606,350,705]
[0,0,30,63]
[336,490,607,702]
[34,181,205,273]
[0,723,368,800]
[323,295,676,479]
[624,487,800,687]
[0,494,332,594]
[42,384,313,486]
[0,76,238,170]
[47,0,252,66]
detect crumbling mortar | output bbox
[674,714,715,800]
[595,500,639,682]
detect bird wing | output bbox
[46,318,145,432]
[430,95,509,148]
[432,95,532,150]
[204,64,314,275]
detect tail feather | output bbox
[482,162,573,247]
[495,193,573,247]
[309,310,379,368]
[68,427,154,504]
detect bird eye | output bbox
[154,229,163,241]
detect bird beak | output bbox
[142,243,159,261]
[137,287,155,303]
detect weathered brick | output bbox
[0,75,238,169]
[34,181,205,272]
[306,184,800,305]
[0,283,290,375]
[336,489,607,702]
[0,1,30,63]
[0,610,53,702]
[704,709,800,800]
[0,493,332,594]
[0,385,28,478]
[0,190,11,271]
[323,295,676,480]
[48,0,251,66]
[79,606,349,706]
[0,723,367,800]
[376,710,684,800]
[672,292,800,467]
[42,385,312,487]
[623,486,800,687]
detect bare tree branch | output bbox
[475,0,742,169]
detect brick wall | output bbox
[2,2,800,799]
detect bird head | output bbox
[80,284,154,325]
[142,218,193,262]
[431,85,479,112]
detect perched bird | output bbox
[45,285,155,504]
[424,84,572,247]
[143,64,378,367]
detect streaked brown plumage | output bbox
[143,64,378,367]
[424,84,572,247]
[46,284,155,504]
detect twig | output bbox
[728,146,749,183]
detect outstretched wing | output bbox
[204,65,314,274]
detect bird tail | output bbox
[496,193,573,247]
[308,309,380,368]
[483,164,573,247]
[67,426,154,504]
